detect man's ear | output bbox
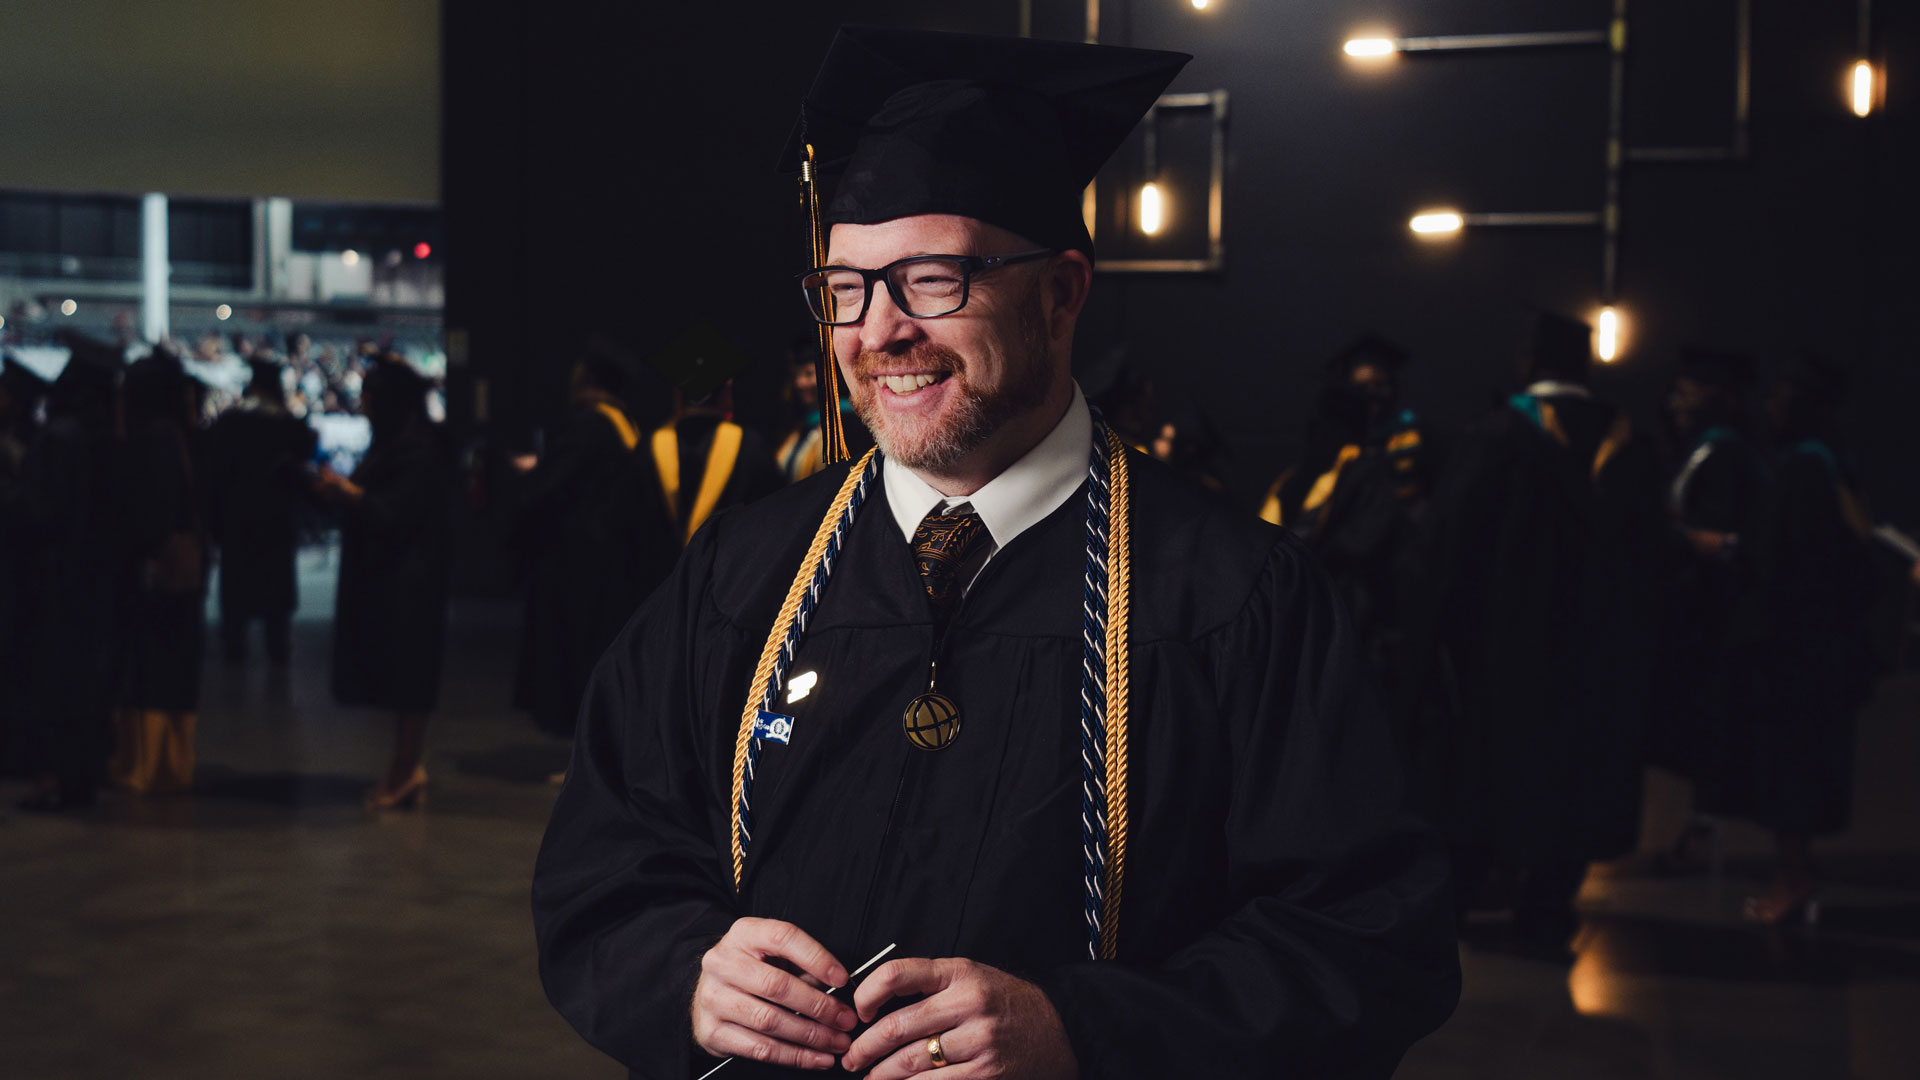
[1046,250,1094,340]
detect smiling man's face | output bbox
[827,214,1060,477]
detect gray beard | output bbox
[852,296,1053,473]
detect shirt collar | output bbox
[884,383,1091,548]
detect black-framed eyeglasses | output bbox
[797,249,1055,326]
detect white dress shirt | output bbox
[883,383,1091,595]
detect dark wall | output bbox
[446,0,1919,525]
[443,1,1022,450]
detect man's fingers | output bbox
[737,917,848,988]
[852,957,954,1023]
[840,990,972,1074]
[703,1020,838,1072]
[705,948,858,1031]
[705,984,853,1055]
[859,1019,986,1080]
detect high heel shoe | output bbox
[364,765,429,811]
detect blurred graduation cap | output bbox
[1,351,53,404]
[51,331,125,408]
[1677,346,1757,390]
[1522,307,1593,382]
[649,323,750,405]
[577,335,643,404]
[1327,333,1410,375]
[786,26,1190,257]
[125,343,202,418]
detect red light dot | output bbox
[414,242,432,259]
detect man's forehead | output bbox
[825,214,1008,265]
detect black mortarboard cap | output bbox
[787,26,1190,258]
[649,323,749,404]
[1328,333,1411,374]
[247,355,284,387]
[1,352,53,402]
[51,331,124,411]
[125,346,198,423]
[1523,308,1593,381]
[1678,346,1756,390]
[578,335,642,403]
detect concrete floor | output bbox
[3,548,1918,1078]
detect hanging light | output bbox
[1850,60,1877,117]
[1409,211,1464,237]
[1596,306,1622,362]
[1138,182,1166,235]
[1191,0,1211,9]
[1344,38,1398,58]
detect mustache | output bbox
[850,344,966,378]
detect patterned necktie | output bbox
[912,509,991,625]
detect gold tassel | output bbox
[803,141,850,465]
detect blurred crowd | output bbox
[0,331,449,811]
[1234,311,1920,952]
[3,311,1916,956]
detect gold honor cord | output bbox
[730,448,878,887]
[802,142,850,466]
[726,434,1133,961]
[1100,427,1132,961]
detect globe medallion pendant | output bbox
[902,691,962,751]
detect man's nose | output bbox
[855,281,925,356]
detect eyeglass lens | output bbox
[802,257,970,324]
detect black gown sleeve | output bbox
[345,439,445,548]
[1038,540,1460,1079]
[532,522,742,1078]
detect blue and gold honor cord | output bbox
[730,416,1133,960]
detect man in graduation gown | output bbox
[206,356,318,665]
[646,325,786,551]
[1416,310,1662,954]
[533,28,1458,1080]
[513,344,672,738]
[15,336,125,810]
[1744,356,1880,922]
[777,341,875,484]
[1649,347,1773,849]
[0,355,51,777]
[1260,335,1436,735]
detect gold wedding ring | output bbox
[926,1034,949,1068]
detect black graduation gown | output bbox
[0,422,36,775]
[1297,418,1436,715]
[1753,442,1877,834]
[660,414,786,538]
[331,427,452,713]
[1649,430,1773,816]
[513,403,672,738]
[1422,395,1659,869]
[116,422,206,713]
[206,404,317,619]
[533,454,1459,1080]
[17,413,122,784]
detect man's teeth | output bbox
[882,374,942,393]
